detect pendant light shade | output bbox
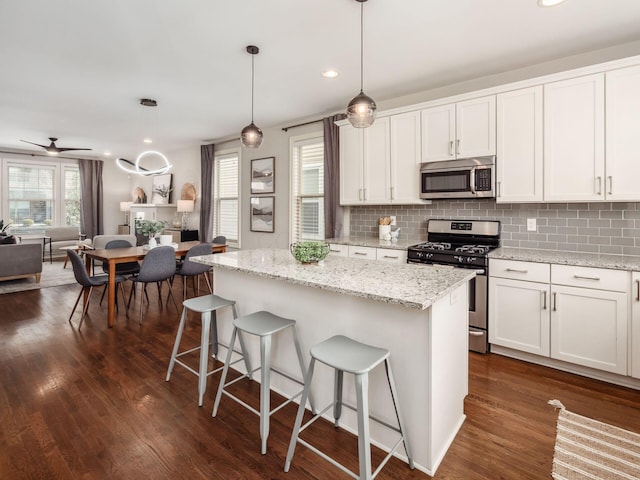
[347,0,376,128]
[241,45,263,148]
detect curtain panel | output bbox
[323,114,346,239]
[200,144,215,243]
[78,158,103,238]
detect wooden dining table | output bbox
[82,241,227,327]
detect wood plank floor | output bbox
[1,279,640,479]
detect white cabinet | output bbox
[490,259,629,375]
[496,86,543,203]
[421,95,496,163]
[348,245,376,260]
[327,243,348,257]
[605,64,640,201]
[543,74,605,202]
[375,248,407,264]
[389,111,422,203]
[489,259,551,356]
[631,272,640,379]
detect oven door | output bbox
[468,270,488,353]
[420,168,474,199]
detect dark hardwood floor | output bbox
[2,278,640,479]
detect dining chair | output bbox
[67,249,127,329]
[99,239,140,306]
[213,235,226,244]
[126,246,179,324]
[173,243,213,301]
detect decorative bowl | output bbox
[290,241,330,264]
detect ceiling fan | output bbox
[20,137,92,155]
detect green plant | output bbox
[290,241,330,264]
[23,218,34,226]
[153,184,173,199]
[0,219,11,234]
[136,219,167,236]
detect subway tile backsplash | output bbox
[349,199,640,256]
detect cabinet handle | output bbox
[608,176,613,195]
[390,186,395,200]
[329,249,341,253]
[543,291,547,310]
[363,188,367,201]
[456,139,461,155]
[449,140,454,156]
[383,255,399,259]
[354,252,367,256]
[573,274,600,281]
[596,176,602,195]
[552,292,557,311]
[636,279,639,302]
[506,268,528,274]
[358,188,362,201]
[497,181,501,197]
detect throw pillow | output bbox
[0,235,16,245]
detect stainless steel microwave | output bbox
[419,156,496,199]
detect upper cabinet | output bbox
[605,64,640,202]
[339,113,424,206]
[543,74,605,202]
[421,95,496,163]
[496,86,543,203]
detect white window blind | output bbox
[63,166,81,227]
[214,152,239,244]
[291,135,324,242]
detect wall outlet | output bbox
[527,218,537,232]
[390,216,397,226]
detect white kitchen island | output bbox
[193,248,475,476]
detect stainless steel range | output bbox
[407,219,501,353]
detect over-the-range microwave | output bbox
[419,156,496,200]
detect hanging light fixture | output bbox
[241,45,264,148]
[347,0,376,128]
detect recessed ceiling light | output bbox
[104,151,112,156]
[143,138,153,144]
[537,0,567,7]
[322,69,340,78]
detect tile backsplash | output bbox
[349,199,640,256]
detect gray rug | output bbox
[0,260,77,294]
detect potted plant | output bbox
[0,219,11,236]
[136,219,167,248]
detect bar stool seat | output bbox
[213,310,313,454]
[165,294,252,406]
[285,335,414,480]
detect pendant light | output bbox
[241,45,264,148]
[346,0,376,128]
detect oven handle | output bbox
[469,167,477,195]
[469,330,484,337]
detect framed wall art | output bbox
[250,157,275,194]
[151,173,173,204]
[250,196,274,233]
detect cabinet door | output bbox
[550,285,627,375]
[456,95,496,158]
[348,245,376,260]
[339,124,363,205]
[390,111,422,204]
[605,64,640,201]
[362,117,391,204]
[328,243,348,257]
[489,277,550,356]
[421,104,455,162]
[496,86,543,203]
[632,272,640,379]
[544,74,605,202]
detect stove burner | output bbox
[417,242,451,251]
[455,245,491,254]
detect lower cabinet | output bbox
[489,259,630,376]
[327,243,406,263]
[631,272,640,379]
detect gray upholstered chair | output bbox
[99,239,140,305]
[126,246,179,324]
[68,249,127,329]
[174,243,213,300]
[212,236,226,244]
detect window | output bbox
[1,158,80,231]
[213,149,240,246]
[290,133,324,242]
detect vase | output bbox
[148,236,157,248]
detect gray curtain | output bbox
[78,158,103,238]
[323,114,346,239]
[200,144,215,243]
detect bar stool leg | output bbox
[231,304,253,379]
[333,369,343,426]
[291,325,315,412]
[210,312,219,358]
[198,311,212,406]
[284,358,316,472]
[166,307,188,381]
[355,373,373,480]
[384,359,414,468]
[260,334,272,454]
[212,327,237,417]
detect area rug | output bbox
[549,399,640,479]
[0,260,76,294]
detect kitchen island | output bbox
[193,248,475,475]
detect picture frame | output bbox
[250,157,275,194]
[151,173,173,204]
[250,196,274,233]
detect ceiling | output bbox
[1,0,640,160]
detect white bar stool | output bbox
[212,310,312,454]
[165,294,252,406]
[284,335,414,480]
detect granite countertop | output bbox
[489,247,640,272]
[192,248,475,310]
[325,235,423,251]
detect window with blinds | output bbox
[214,151,239,245]
[290,134,324,242]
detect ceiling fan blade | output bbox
[20,139,48,148]
[56,147,92,152]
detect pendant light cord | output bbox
[251,53,255,123]
[360,1,364,92]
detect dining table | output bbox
[82,240,227,327]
